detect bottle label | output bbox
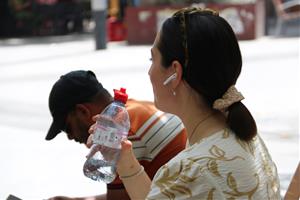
[93,125,126,149]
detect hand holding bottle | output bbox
[87,115,139,179]
[83,88,130,183]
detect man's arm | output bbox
[48,194,106,200]
[106,188,130,200]
[47,188,131,200]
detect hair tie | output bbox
[213,85,244,112]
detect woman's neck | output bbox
[172,89,227,145]
[181,109,227,145]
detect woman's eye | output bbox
[149,58,153,62]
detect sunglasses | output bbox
[172,7,219,69]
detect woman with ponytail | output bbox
[89,7,281,200]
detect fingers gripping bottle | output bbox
[83,88,130,183]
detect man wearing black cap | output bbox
[46,70,187,200]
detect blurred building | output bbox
[0,0,298,40]
[0,0,90,37]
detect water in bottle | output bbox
[83,88,130,183]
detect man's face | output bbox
[63,111,91,144]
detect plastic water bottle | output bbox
[83,88,130,183]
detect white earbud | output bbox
[163,73,177,86]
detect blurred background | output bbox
[0,0,299,40]
[0,0,299,199]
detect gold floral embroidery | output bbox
[190,145,244,177]
[207,188,216,200]
[227,197,235,200]
[236,137,255,156]
[266,183,271,200]
[256,135,280,198]
[266,179,279,200]
[210,145,226,158]
[223,172,259,199]
[184,145,195,153]
[207,160,221,177]
[222,128,230,138]
[154,160,201,199]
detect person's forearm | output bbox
[284,164,300,200]
[116,140,152,199]
[83,194,106,200]
[48,194,106,200]
[117,154,151,199]
[120,165,152,200]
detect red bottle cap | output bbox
[113,88,128,104]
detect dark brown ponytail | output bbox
[227,102,257,141]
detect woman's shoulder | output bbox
[151,129,280,200]
[182,129,243,154]
[170,129,263,170]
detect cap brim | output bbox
[46,118,65,140]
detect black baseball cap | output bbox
[46,70,104,140]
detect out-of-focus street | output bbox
[0,33,299,199]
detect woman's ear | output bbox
[75,104,91,121]
[170,60,183,87]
